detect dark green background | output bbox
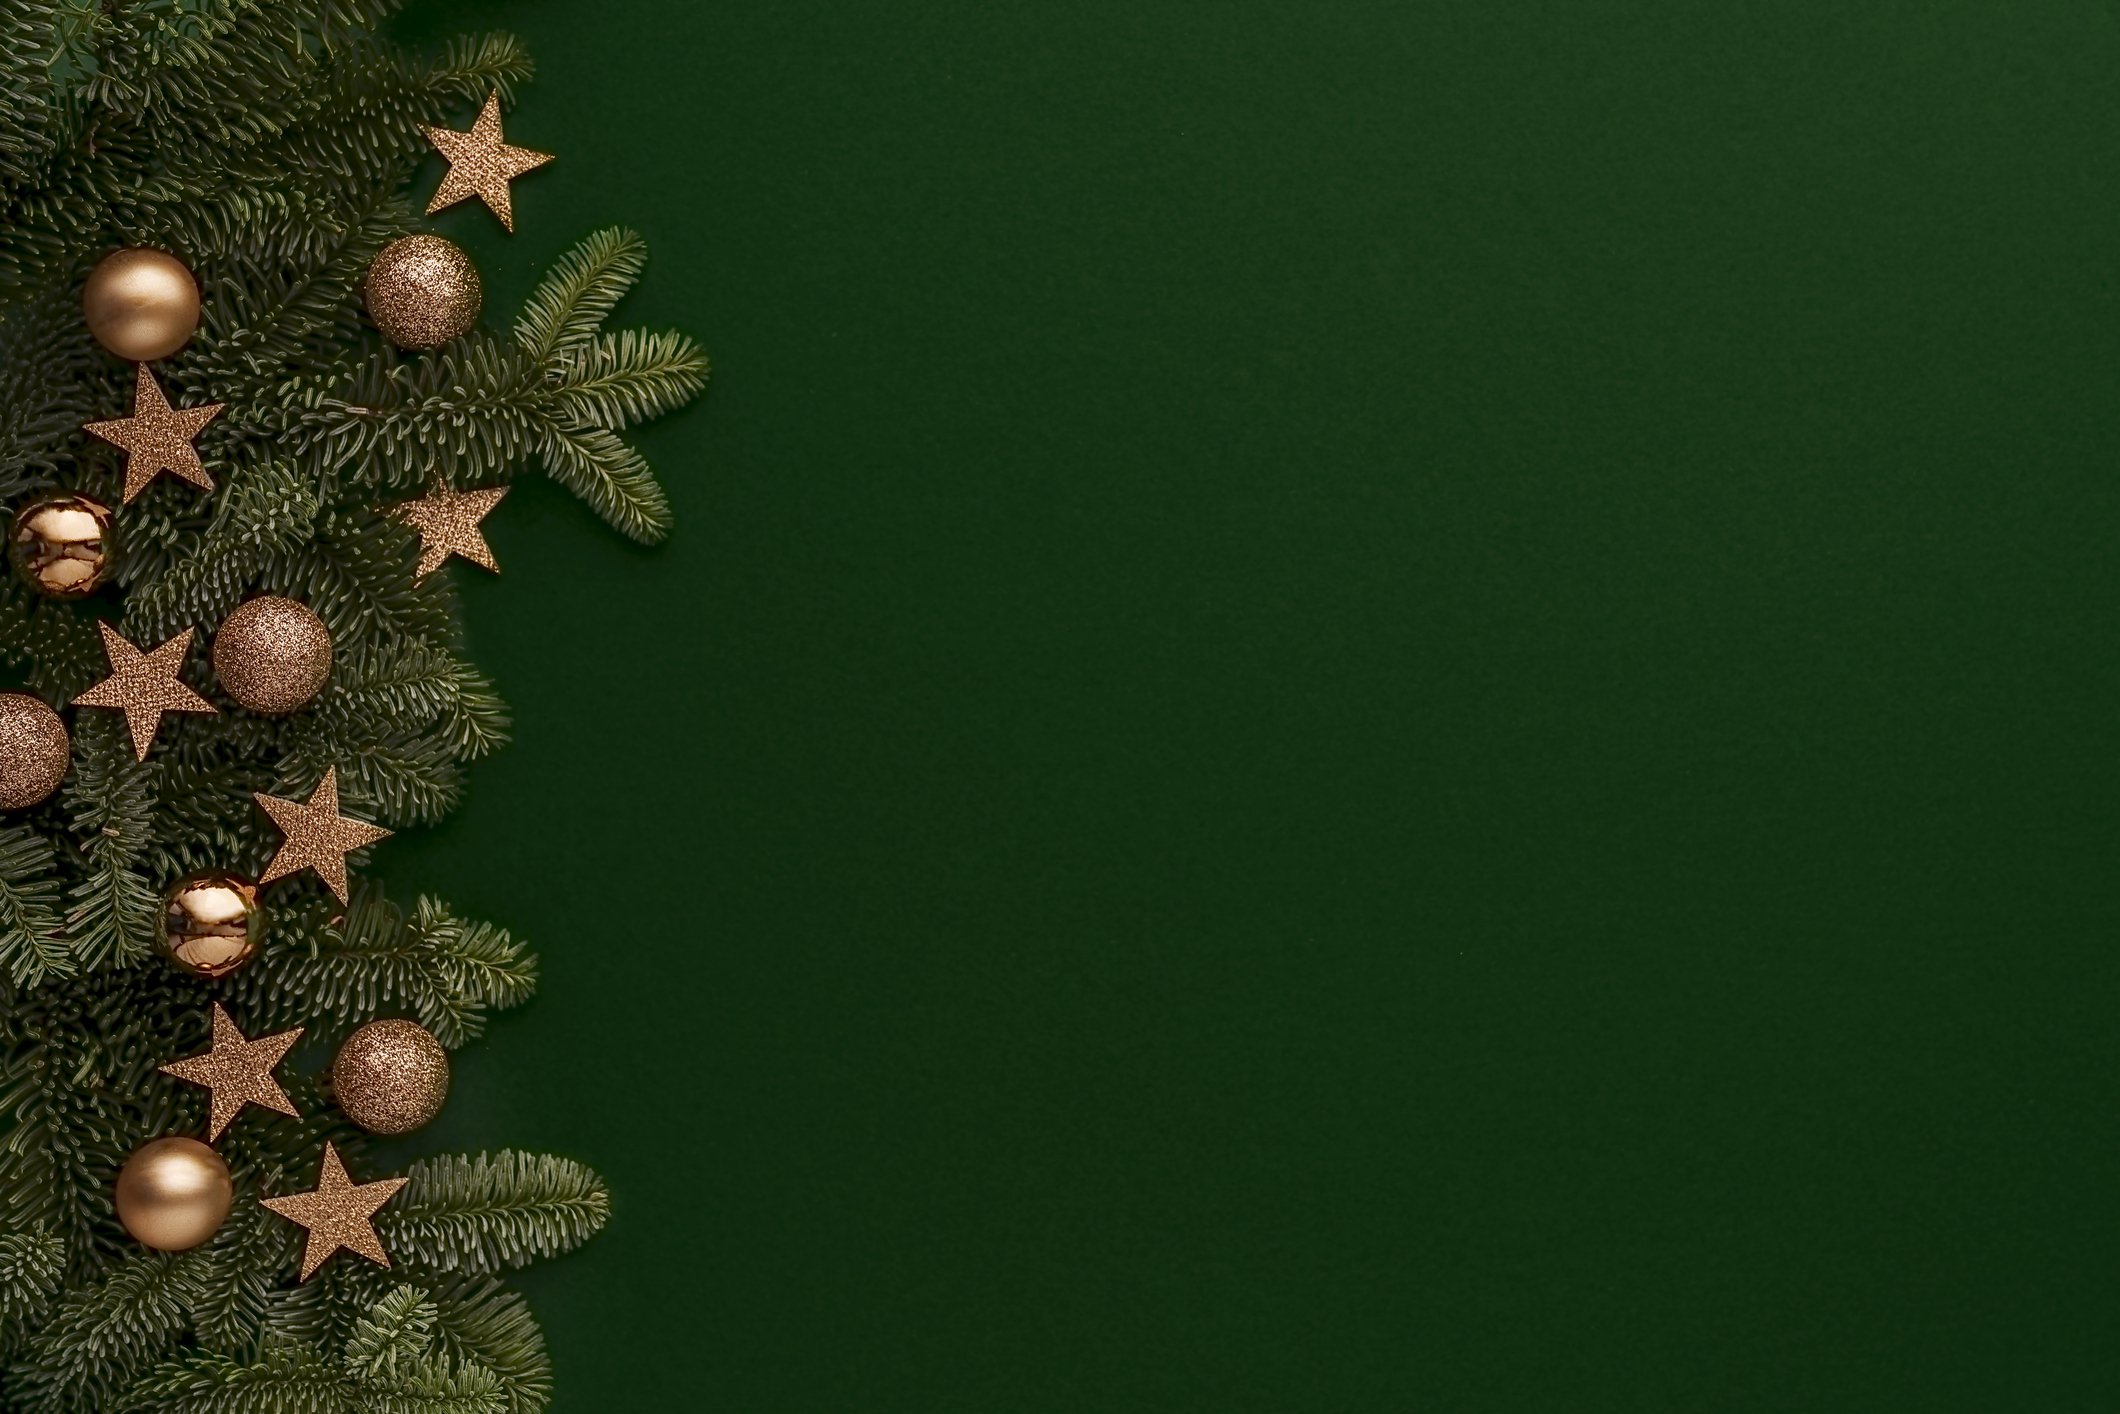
[386,1,2120,1407]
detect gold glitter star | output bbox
[389,482,505,580]
[159,1002,303,1141]
[255,766,392,904]
[261,1141,408,1281]
[81,364,223,505]
[421,91,554,233]
[71,623,218,760]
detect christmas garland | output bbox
[0,5,705,1410]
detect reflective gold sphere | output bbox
[211,595,333,716]
[158,871,264,979]
[83,248,201,362]
[0,693,68,810]
[332,1018,450,1135]
[363,234,481,350]
[115,1136,232,1251]
[10,493,112,598]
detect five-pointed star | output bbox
[255,766,392,903]
[81,364,224,505]
[71,623,218,759]
[159,1002,303,1140]
[389,483,506,579]
[421,90,554,232]
[261,1141,409,1281]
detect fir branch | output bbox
[380,1153,609,1276]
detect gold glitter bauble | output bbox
[158,871,265,980]
[211,595,332,715]
[363,234,481,350]
[0,693,67,810]
[83,248,202,362]
[115,1136,232,1251]
[331,1018,450,1135]
[9,493,112,598]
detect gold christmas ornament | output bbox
[255,766,392,903]
[158,870,265,980]
[363,234,482,350]
[81,363,223,505]
[331,1018,450,1135]
[115,1136,232,1251]
[71,622,218,760]
[212,595,333,715]
[82,248,202,362]
[0,693,68,810]
[389,482,505,579]
[10,493,112,598]
[261,1141,408,1281]
[160,1002,303,1140]
[421,91,554,232]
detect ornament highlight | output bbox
[421,90,554,232]
[363,233,482,350]
[116,1136,232,1251]
[70,622,218,759]
[0,693,68,809]
[83,248,202,362]
[389,482,506,579]
[158,871,265,979]
[160,1002,304,1140]
[255,765,392,903]
[80,363,223,505]
[332,1018,450,1135]
[9,493,112,598]
[212,595,333,715]
[261,1141,409,1280]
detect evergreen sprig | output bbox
[0,3,705,1409]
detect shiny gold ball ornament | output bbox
[158,871,265,980]
[211,595,332,715]
[331,1018,450,1135]
[115,1136,232,1251]
[82,248,202,362]
[0,693,68,809]
[9,493,111,598]
[363,234,481,350]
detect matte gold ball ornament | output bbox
[82,248,202,362]
[115,1136,232,1251]
[211,595,332,715]
[363,234,481,350]
[9,493,112,598]
[0,693,68,809]
[331,1018,450,1134]
[158,871,265,980]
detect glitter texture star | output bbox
[159,1002,303,1140]
[81,364,224,505]
[255,766,392,903]
[389,482,505,579]
[421,91,554,232]
[70,623,218,759]
[261,1142,408,1281]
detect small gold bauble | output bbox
[10,493,112,598]
[0,693,67,810]
[211,595,332,716]
[115,1136,232,1251]
[83,248,202,362]
[331,1018,450,1135]
[363,234,482,350]
[158,871,265,980]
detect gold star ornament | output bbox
[261,1141,408,1280]
[389,482,505,579]
[81,364,223,505]
[256,766,392,903]
[160,1002,303,1140]
[71,623,218,759]
[421,91,553,232]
